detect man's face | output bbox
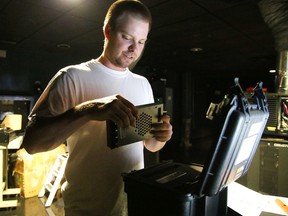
[104,14,149,71]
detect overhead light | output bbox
[190,47,203,52]
[269,69,276,73]
[57,43,71,49]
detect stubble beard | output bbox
[115,53,137,69]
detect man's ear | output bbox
[103,24,111,40]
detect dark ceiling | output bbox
[0,0,277,77]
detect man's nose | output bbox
[128,42,138,52]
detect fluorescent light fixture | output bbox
[190,47,203,52]
[57,43,71,49]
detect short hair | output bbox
[104,0,152,31]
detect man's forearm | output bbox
[22,108,89,154]
[21,94,143,154]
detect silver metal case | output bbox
[107,103,164,149]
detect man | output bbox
[22,0,173,215]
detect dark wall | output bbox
[0,46,98,94]
[154,63,277,163]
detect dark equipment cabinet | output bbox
[239,138,288,197]
[123,79,269,216]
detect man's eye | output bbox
[122,35,131,40]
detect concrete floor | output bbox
[0,194,64,216]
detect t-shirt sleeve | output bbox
[30,70,77,118]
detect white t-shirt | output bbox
[32,59,154,215]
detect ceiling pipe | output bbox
[258,0,288,93]
[277,50,288,93]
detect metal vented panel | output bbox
[266,95,278,129]
[107,103,164,149]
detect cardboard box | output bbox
[13,144,66,198]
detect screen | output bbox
[280,97,288,132]
[0,95,34,133]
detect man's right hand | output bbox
[76,94,138,128]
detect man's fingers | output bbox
[108,95,137,128]
[89,94,137,128]
[150,114,173,142]
[116,95,138,118]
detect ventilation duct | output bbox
[258,0,288,93]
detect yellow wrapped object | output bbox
[13,144,66,198]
